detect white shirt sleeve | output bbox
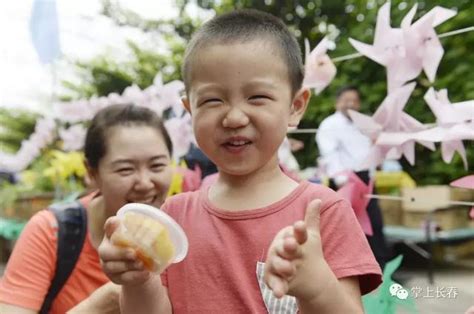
[316,117,346,177]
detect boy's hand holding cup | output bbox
[99,203,188,286]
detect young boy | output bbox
[99,9,382,314]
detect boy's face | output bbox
[183,40,309,176]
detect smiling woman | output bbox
[0,104,174,314]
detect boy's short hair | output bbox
[336,85,360,99]
[182,9,304,95]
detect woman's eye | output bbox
[151,164,166,171]
[117,168,133,175]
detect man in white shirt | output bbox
[316,85,389,270]
[316,86,372,185]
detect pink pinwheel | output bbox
[0,152,16,172]
[413,122,474,169]
[0,117,56,172]
[422,88,474,167]
[88,96,112,117]
[450,175,474,219]
[32,117,56,146]
[153,74,185,116]
[164,113,195,161]
[302,37,337,94]
[349,83,434,167]
[182,164,202,192]
[278,137,300,172]
[0,147,34,173]
[337,171,373,236]
[55,100,95,123]
[122,84,145,105]
[424,88,474,125]
[400,5,456,85]
[348,2,405,91]
[106,92,124,105]
[59,124,87,151]
[451,176,474,191]
[349,2,456,92]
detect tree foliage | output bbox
[0,109,38,153]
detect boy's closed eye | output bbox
[200,98,223,106]
[248,95,272,100]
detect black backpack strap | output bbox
[40,201,87,314]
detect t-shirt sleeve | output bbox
[319,197,382,295]
[0,210,57,310]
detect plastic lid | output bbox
[117,203,188,263]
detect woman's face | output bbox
[88,125,172,215]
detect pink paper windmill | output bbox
[152,74,185,116]
[302,37,337,94]
[348,2,405,92]
[450,176,474,219]
[337,171,373,236]
[349,2,456,92]
[59,124,87,151]
[164,113,195,161]
[348,83,435,168]
[422,88,474,167]
[400,5,456,85]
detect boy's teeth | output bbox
[230,141,247,145]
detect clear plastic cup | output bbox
[113,203,188,273]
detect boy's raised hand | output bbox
[264,199,325,301]
[98,217,151,286]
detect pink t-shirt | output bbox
[161,180,381,313]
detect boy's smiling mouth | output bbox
[222,136,253,153]
[227,140,251,147]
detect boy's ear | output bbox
[289,88,311,127]
[182,96,191,114]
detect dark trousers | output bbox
[330,170,389,271]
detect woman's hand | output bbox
[67,282,121,314]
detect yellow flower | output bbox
[43,150,86,183]
[166,160,186,197]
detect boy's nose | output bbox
[222,106,250,128]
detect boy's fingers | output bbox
[98,241,136,262]
[103,260,144,274]
[293,221,307,244]
[117,270,151,284]
[269,255,296,278]
[276,237,303,260]
[304,199,322,232]
[104,217,120,239]
[267,275,288,299]
[284,237,303,259]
